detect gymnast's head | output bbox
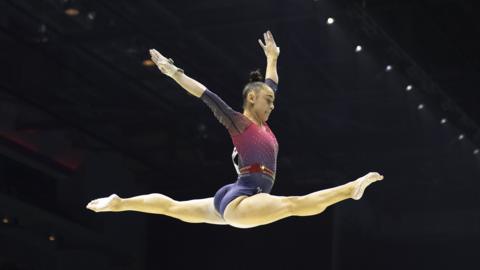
[242,69,275,122]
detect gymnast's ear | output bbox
[247,91,257,105]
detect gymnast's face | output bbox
[250,85,275,123]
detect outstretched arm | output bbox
[258,30,280,84]
[149,49,247,135]
[149,49,206,98]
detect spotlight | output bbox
[48,234,56,241]
[386,65,393,72]
[458,134,464,140]
[440,118,447,124]
[65,8,80,16]
[2,217,9,224]
[417,104,424,110]
[64,0,80,16]
[406,85,413,91]
[474,149,479,155]
[142,59,155,67]
[327,17,335,25]
[87,11,96,20]
[355,45,362,52]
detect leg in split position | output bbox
[86,193,227,225]
[86,172,383,228]
[223,172,383,228]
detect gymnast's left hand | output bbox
[258,30,280,59]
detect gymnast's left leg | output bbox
[223,172,383,229]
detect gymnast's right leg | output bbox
[86,193,227,225]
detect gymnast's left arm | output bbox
[258,30,280,85]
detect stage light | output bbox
[48,234,56,241]
[327,17,335,25]
[386,65,393,72]
[440,118,447,124]
[87,11,96,20]
[355,45,362,52]
[406,85,413,91]
[64,0,80,16]
[458,134,464,140]
[417,104,424,110]
[2,217,9,224]
[65,8,80,16]
[474,149,479,155]
[142,59,155,67]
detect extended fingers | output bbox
[259,31,272,47]
[150,51,161,63]
[149,49,163,58]
[149,49,171,72]
[258,38,266,49]
[267,30,276,45]
[149,50,159,63]
[149,49,167,62]
[261,30,276,46]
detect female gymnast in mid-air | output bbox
[86,31,384,229]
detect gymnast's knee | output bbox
[289,196,327,217]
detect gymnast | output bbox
[86,30,384,229]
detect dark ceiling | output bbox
[1,0,479,269]
[355,0,480,120]
[2,0,478,185]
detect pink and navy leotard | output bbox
[200,79,279,217]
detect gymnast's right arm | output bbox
[149,49,246,135]
[149,49,206,98]
[171,72,206,98]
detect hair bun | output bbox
[248,69,264,82]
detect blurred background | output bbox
[1,0,479,269]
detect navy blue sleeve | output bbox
[200,89,250,136]
[265,78,278,93]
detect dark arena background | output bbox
[1,0,480,269]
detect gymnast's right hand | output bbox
[149,49,183,77]
[86,194,122,212]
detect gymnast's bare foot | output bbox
[86,194,122,212]
[351,172,384,200]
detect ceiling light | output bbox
[65,8,80,16]
[142,59,155,67]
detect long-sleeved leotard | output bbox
[200,79,279,178]
[201,79,279,217]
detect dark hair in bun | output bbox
[248,69,264,82]
[242,69,267,109]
